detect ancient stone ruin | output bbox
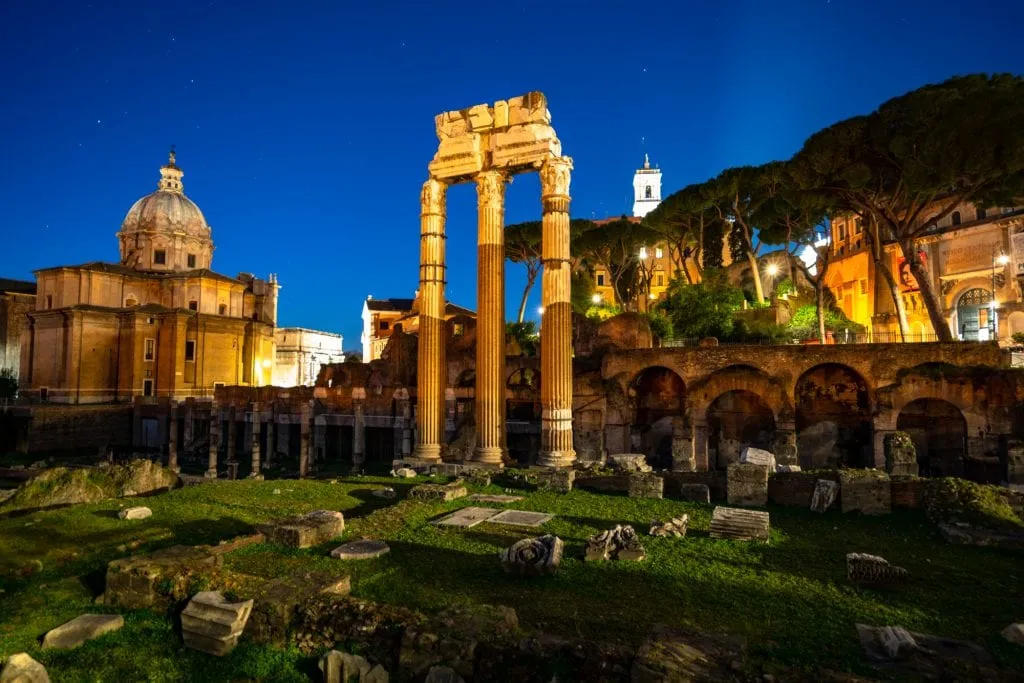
[847,553,909,585]
[181,591,254,656]
[649,515,689,537]
[810,479,839,512]
[499,535,563,575]
[257,510,345,549]
[709,506,770,541]
[584,525,646,561]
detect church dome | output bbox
[117,149,215,271]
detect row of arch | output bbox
[631,363,971,478]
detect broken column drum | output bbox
[415,92,574,468]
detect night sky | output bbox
[3,0,1023,349]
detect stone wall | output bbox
[11,404,134,454]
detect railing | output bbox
[660,332,982,347]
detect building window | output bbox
[838,222,847,240]
[951,211,961,226]
[187,254,196,268]
[143,379,154,396]
[860,279,867,294]
[185,340,196,362]
[218,303,227,315]
[45,295,52,309]
[125,297,138,307]
[144,338,155,361]
[656,273,665,287]
[639,246,648,259]
[976,207,987,220]
[188,300,198,311]
[655,247,663,259]
[855,218,863,234]
[379,321,389,331]
[645,185,652,199]
[154,249,166,265]
[453,323,464,337]
[597,273,605,287]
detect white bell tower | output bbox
[632,153,662,218]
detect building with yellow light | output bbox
[19,151,279,403]
[826,203,1024,341]
[361,293,474,362]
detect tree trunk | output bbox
[746,250,765,304]
[900,240,953,341]
[815,280,827,344]
[516,268,538,324]
[874,258,910,341]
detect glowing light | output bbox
[537,306,545,315]
[996,254,1010,266]
[261,359,272,368]
[765,263,780,277]
[639,247,648,259]
[649,293,656,300]
[591,294,602,304]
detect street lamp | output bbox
[765,263,780,277]
[591,293,602,304]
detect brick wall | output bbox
[24,404,133,454]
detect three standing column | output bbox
[537,157,576,468]
[473,170,508,466]
[414,178,448,463]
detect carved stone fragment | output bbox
[499,535,563,575]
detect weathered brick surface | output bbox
[767,472,820,507]
[839,471,891,515]
[890,478,924,509]
[727,464,768,507]
[21,404,133,453]
[664,471,727,501]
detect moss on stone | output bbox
[924,477,1024,533]
[0,459,177,513]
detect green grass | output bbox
[1,476,1022,680]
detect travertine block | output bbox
[727,464,768,506]
[709,506,769,542]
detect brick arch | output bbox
[795,363,874,468]
[875,374,981,432]
[689,366,793,425]
[786,356,878,397]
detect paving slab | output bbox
[486,510,553,528]
[330,539,391,560]
[433,506,500,528]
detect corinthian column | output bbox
[538,156,576,468]
[414,178,447,462]
[473,170,508,466]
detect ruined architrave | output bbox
[415,92,575,468]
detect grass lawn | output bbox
[1,475,1022,681]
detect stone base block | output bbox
[104,545,222,609]
[678,483,711,504]
[628,473,664,499]
[839,471,891,515]
[410,482,468,502]
[181,591,254,656]
[537,468,575,493]
[709,506,770,541]
[726,464,768,507]
[257,510,345,548]
[42,614,124,650]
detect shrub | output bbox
[1012,332,1024,345]
[645,311,673,341]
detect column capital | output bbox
[540,156,573,198]
[475,170,508,210]
[421,178,447,217]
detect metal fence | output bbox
[661,332,986,347]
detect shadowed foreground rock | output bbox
[0,653,50,683]
[0,459,177,513]
[856,623,996,679]
[42,614,124,649]
[630,624,745,682]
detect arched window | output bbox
[976,207,987,221]
[218,303,227,315]
[951,211,961,226]
[645,186,652,199]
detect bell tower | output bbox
[632,154,662,218]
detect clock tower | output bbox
[632,154,662,218]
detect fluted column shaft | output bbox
[474,170,508,465]
[538,157,576,467]
[414,179,448,462]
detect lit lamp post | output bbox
[764,262,780,300]
[992,251,1011,339]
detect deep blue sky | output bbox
[3,0,1023,348]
